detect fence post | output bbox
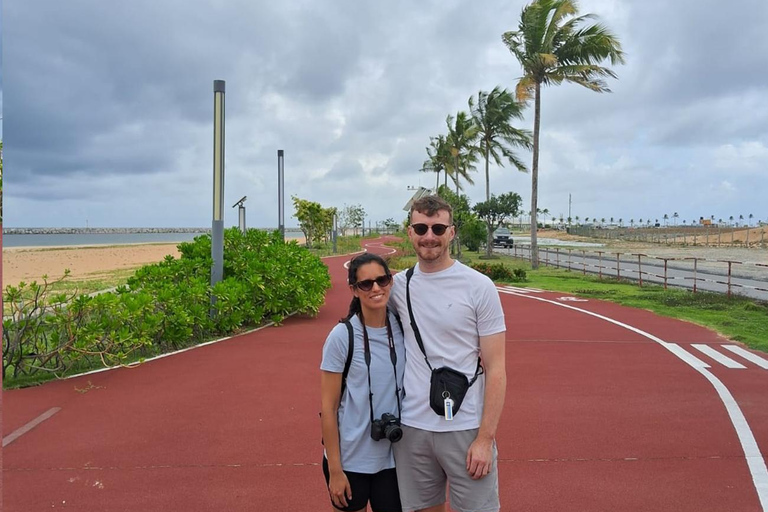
[638,254,642,286]
[693,258,698,293]
[598,251,603,279]
[556,248,560,269]
[582,250,587,275]
[727,261,732,297]
[567,249,572,272]
[663,259,668,290]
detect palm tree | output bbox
[630,219,634,228]
[502,0,625,268]
[673,212,679,226]
[469,87,531,201]
[749,213,754,226]
[663,213,669,226]
[422,135,451,193]
[446,112,479,258]
[729,215,734,226]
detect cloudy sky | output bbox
[2,0,767,229]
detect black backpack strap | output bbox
[340,320,354,399]
[389,307,404,335]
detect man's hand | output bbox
[466,435,494,479]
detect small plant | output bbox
[470,262,526,282]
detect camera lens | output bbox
[385,424,403,443]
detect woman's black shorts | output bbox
[322,457,402,512]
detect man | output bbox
[389,195,507,512]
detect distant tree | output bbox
[438,185,473,258]
[729,215,734,226]
[292,196,328,246]
[469,86,531,201]
[382,218,399,233]
[663,213,669,226]
[630,219,634,228]
[337,203,366,236]
[502,0,624,268]
[749,213,754,226]
[423,135,452,192]
[474,192,524,257]
[673,212,679,226]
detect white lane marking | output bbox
[558,296,589,302]
[722,345,768,370]
[3,407,62,447]
[497,287,768,510]
[692,344,747,369]
[501,286,544,293]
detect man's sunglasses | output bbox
[411,223,451,236]
[353,274,393,291]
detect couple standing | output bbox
[321,195,507,512]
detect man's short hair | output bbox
[410,195,453,224]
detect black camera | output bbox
[370,413,403,443]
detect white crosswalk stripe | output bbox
[722,345,768,370]
[498,286,544,293]
[691,344,746,369]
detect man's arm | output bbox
[466,331,507,479]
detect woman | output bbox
[320,253,405,512]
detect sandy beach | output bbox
[2,243,182,288]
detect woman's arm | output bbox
[320,370,352,508]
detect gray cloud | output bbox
[2,0,766,228]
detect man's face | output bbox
[408,209,454,263]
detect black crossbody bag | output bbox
[405,267,483,418]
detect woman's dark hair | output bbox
[342,253,392,322]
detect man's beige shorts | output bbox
[393,425,500,512]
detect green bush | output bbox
[3,228,331,385]
[470,262,527,282]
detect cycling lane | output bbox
[496,285,768,511]
[2,238,765,511]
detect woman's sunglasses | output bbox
[411,223,451,236]
[353,274,393,291]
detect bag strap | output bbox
[405,266,433,371]
[405,266,484,384]
[340,320,354,399]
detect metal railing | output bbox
[503,244,768,302]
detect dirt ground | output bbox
[535,229,768,265]
[2,244,182,288]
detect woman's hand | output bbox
[328,468,352,509]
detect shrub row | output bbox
[470,262,527,282]
[2,228,331,384]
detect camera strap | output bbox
[405,266,483,385]
[360,310,403,424]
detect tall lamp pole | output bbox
[211,80,226,293]
[278,150,285,241]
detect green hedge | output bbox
[2,228,331,385]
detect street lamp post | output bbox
[211,80,226,295]
[278,150,285,242]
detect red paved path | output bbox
[2,237,767,511]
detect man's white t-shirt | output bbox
[389,261,506,432]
